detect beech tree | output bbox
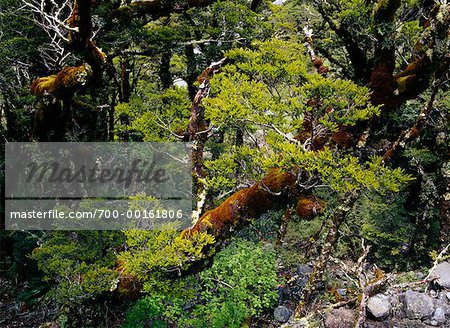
[1,0,449,327]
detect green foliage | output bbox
[192,240,278,326]
[204,144,262,195]
[118,229,215,276]
[202,38,412,198]
[123,296,167,328]
[123,239,279,328]
[115,85,191,141]
[31,231,124,304]
[345,193,415,269]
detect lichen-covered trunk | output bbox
[181,169,297,241]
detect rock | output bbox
[337,288,347,297]
[432,262,450,289]
[297,277,308,289]
[297,264,313,289]
[297,264,313,276]
[397,318,428,328]
[431,307,446,326]
[447,292,450,301]
[365,322,391,328]
[434,293,450,316]
[324,308,355,328]
[403,290,435,319]
[274,306,291,323]
[367,294,391,320]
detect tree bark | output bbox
[181,169,297,241]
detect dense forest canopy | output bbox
[0,0,449,327]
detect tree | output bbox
[1,0,449,326]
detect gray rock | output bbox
[434,293,450,316]
[297,265,313,289]
[297,264,313,276]
[403,290,435,319]
[324,308,355,328]
[337,288,347,297]
[367,294,391,320]
[447,292,450,301]
[274,306,291,323]
[431,307,446,325]
[432,262,450,289]
[297,277,309,289]
[397,318,428,328]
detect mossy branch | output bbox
[30,64,92,97]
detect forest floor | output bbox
[0,277,54,328]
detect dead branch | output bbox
[303,26,329,76]
[22,0,77,70]
[187,58,227,221]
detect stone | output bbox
[431,307,446,325]
[297,276,309,289]
[403,290,435,319]
[337,288,347,297]
[297,264,313,289]
[297,264,313,276]
[432,262,450,289]
[367,294,391,320]
[435,293,450,316]
[324,308,355,328]
[274,306,291,323]
[447,292,450,301]
[397,318,428,328]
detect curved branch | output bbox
[181,169,297,241]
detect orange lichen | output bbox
[30,75,58,97]
[295,196,325,220]
[409,126,420,139]
[382,148,395,162]
[116,274,141,299]
[331,130,353,148]
[30,64,92,97]
[197,66,217,84]
[312,58,323,68]
[181,169,296,239]
[318,66,330,75]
